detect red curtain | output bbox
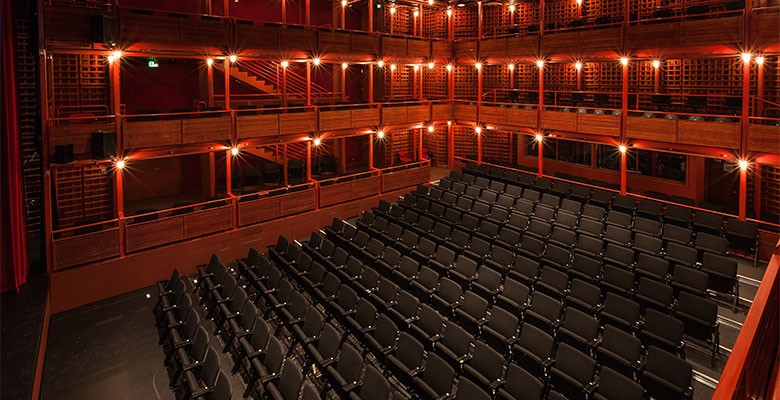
[1,0,30,293]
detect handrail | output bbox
[235,181,316,201]
[379,159,431,174]
[55,105,110,118]
[713,238,780,399]
[314,169,380,185]
[122,109,229,120]
[49,114,117,126]
[125,197,230,223]
[52,218,119,237]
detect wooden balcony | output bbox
[748,121,780,155]
[540,110,620,137]
[627,16,742,53]
[319,29,380,56]
[238,187,317,226]
[52,226,120,270]
[319,106,380,132]
[453,103,477,122]
[119,9,231,50]
[478,104,537,128]
[49,119,117,157]
[382,104,432,126]
[125,204,232,253]
[381,163,431,192]
[382,36,433,59]
[124,114,231,149]
[543,27,622,56]
[319,173,381,207]
[235,21,316,55]
[236,110,317,141]
[432,103,453,121]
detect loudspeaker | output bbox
[54,144,74,164]
[89,15,117,44]
[91,131,117,160]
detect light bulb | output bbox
[377,60,384,68]
[741,52,751,63]
[390,64,397,71]
[738,160,748,170]
[620,57,629,66]
[313,137,322,146]
[280,60,289,68]
[377,130,385,139]
[206,58,214,66]
[229,55,237,63]
[509,4,516,12]
[428,62,434,69]
[446,64,453,72]
[230,147,239,156]
[475,126,482,134]
[342,62,348,69]
[652,60,660,69]
[475,62,482,70]
[536,59,544,68]
[575,61,582,71]
[313,57,321,66]
[115,159,126,169]
[508,64,515,71]
[756,56,765,65]
[535,133,543,142]
[427,125,435,133]
[618,145,627,153]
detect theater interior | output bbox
[0,0,778,399]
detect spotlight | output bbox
[576,0,582,5]
[414,65,420,71]
[447,8,452,16]
[342,62,348,69]
[377,60,385,68]
[618,145,627,153]
[377,130,385,139]
[111,50,122,59]
[230,147,240,156]
[447,120,452,126]
[390,64,397,71]
[428,0,434,5]
[446,64,453,72]
[756,56,765,65]
[508,63,515,71]
[206,58,214,66]
[536,59,544,68]
[509,4,516,12]
[229,55,237,63]
[535,133,543,142]
[427,125,435,133]
[475,62,482,70]
[652,60,660,69]
[341,0,347,7]
[428,62,434,69]
[575,61,582,71]
[313,137,322,146]
[474,126,482,134]
[108,55,116,63]
[313,57,321,66]
[741,52,751,63]
[280,60,289,68]
[115,159,126,170]
[413,9,419,17]
[738,160,748,170]
[390,5,396,14]
[620,57,629,66]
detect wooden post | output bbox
[282,63,288,108]
[223,58,231,109]
[282,0,287,24]
[739,163,747,221]
[209,152,216,196]
[283,143,289,186]
[620,149,627,195]
[757,58,765,117]
[306,141,312,181]
[448,123,454,169]
[207,60,214,106]
[306,62,312,106]
[368,0,373,31]
[341,64,347,101]
[477,130,482,163]
[306,0,310,25]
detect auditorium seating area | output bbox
[149,163,765,399]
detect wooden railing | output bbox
[713,238,780,399]
[51,219,121,270]
[379,160,432,192]
[317,171,382,208]
[237,183,317,226]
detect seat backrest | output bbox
[417,266,439,290]
[396,332,425,371]
[396,290,420,319]
[454,378,490,400]
[471,341,505,382]
[302,306,325,338]
[424,353,456,397]
[277,359,304,400]
[299,381,319,400]
[441,321,472,357]
[561,308,598,340]
[701,252,737,278]
[377,277,399,303]
[455,256,478,277]
[462,291,488,318]
[359,365,390,400]
[476,266,501,289]
[597,367,644,400]
[531,291,562,322]
[518,324,554,360]
[503,363,544,400]
[417,304,444,336]
[374,315,399,348]
[555,342,596,386]
[200,347,221,387]
[437,278,462,303]
[603,292,640,325]
[645,346,692,394]
[677,291,718,325]
[643,308,684,344]
[601,324,641,364]
[336,343,363,385]
[487,306,519,338]
[263,336,286,378]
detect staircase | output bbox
[221,60,341,103]
[227,66,277,94]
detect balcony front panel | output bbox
[407,39,432,59]
[238,196,281,226]
[52,228,120,270]
[677,16,742,49]
[748,123,780,155]
[752,11,780,49]
[119,10,230,48]
[543,28,621,56]
[432,104,453,121]
[44,7,99,43]
[453,41,477,60]
[237,114,280,140]
[182,206,233,238]
[506,36,538,58]
[279,112,317,134]
[454,104,477,122]
[351,107,381,128]
[541,110,577,132]
[319,175,380,207]
[319,30,352,54]
[383,37,409,57]
[432,41,452,59]
[626,116,678,142]
[506,108,537,127]
[319,109,353,131]
[577,113,620,137]
[407,105,431,122]
[677,119,739,149]
[125,216,184,253]
[479,38,507,59]
[480,105,508,126]
[279,26,317,53]
[124,120,181,149]
[279,189,318,215]
[382,106,409,125]
[351,32,380,55]
[382,165,431,192]
[181,116,232,144]
[50,122,117,156]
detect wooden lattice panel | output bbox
[423,66,447,99]
[483,64,510,94]
[453,126,477,159]
[422,130,448,167]
[660,59,683,93]
[514,63,538,91]
[599,61,622,92]
[52,53,109,112]
[482,3,511,37]
[384,129,417,165]
[545,63,577,92]
[422,7,448,39]
[454,65,477,100]
[682,58,744,95]
[453,4,477,39]
[53,163,114,229]
[544,0,578,27]
[583,0,624,21]
[481,130,511,164]
[767,57,779,107]
[629,61,655,93]
[386,65,415,100]
[385,6,414,36]
[763,165,780,217]
[581,62,600,91]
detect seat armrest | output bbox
[584,382,598,396]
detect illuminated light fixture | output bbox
[115,159,126,170]
[535,133,543,142]
[390,64,397,71]
[313,57,321,66]
[447,8,452,16]
[536,59,544,68]
[413,9,419,17]
[112,50,122,59]
[280,60,289,68]
[457,2,465,6]
[509,4,516,12]
[230,147,240,156]
[428,0,434,5]
[377,130,385,139]
[377,60,385,68]
[229,55,238,63]
[206,58,214,66]
[446,64,453,72]
[475,62,482,70]
[576,0,582,5]
[428,62,435,69]
[414,65,420,71]
[738,159,749,170]
[756,56,765,65]
[741,52,751,63]
[427,125,435,133]
[390,5,396,14]
[618,145,627,153]
[652,59,661,69]
[342,62,349,69]
[474,126,482,134]
[108,55,116,63]
[620,57,629,66]
[313,137,322,146]
[341,0,347,7]
[575,61,582,71]
[447,120,452,126]
[508,63,515,71]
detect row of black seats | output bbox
[460,162,759,266]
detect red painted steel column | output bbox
[537,61,543,128]
[341,64,347,102]
[207,61,215,106]
[753,163,762,219]
[653,62,660,93]
[305,0,310,25]
[306,62,312,106]
[368,0,373,31]
[115,167,125,257]
[282,64,288,108]
[537,137,543,177]
[739,55,750,221]
[283,143,289,186]
[369,67,374,103]
[282,0,287,24]
[341,1,346,29]
[306,141,312,181]
[369,134,374,169]
[620,150,627,195]
[419,66,424,101]
[756,57,765,117]
[477,66,483,106]
[477,130,482,164]
[209,152,216,196]
[223,59,231,110]
[739,164,747,221]
[448,123,454,169]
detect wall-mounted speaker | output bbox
[89,15,117,44]
[91,131,117,160]
[54,144,74,164]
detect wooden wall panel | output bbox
[319,31,352,54]
[748,124,780,155]
[577,113,620,136]
[480,38,507,59]
[432,41,452,59]
[678,17,742,49]
[50,123,116,155]
[480,106,507,125]
[124,120,181,149]
[319,110,352,131]
[120,12,180,44]
[432,104,453,120]
[237,114,279,139]
[125,217,184,253]
[351,33,379,55]
[279,27,316,52]
[578,29,621,54]
[626,117,678,142]
[506,36,538,58]
[352,176,381,198]
[505,108,537,127]
[52,229,120,270]
[752,12,780,49]
[238,197,280,226]
[407,39,431,58]
[626,24,678,53]
[43,8,95,43]
[183,206,232,238]
[235,23,278,48]
[279,112,316,134]
[181,116,231,144]
[541,110,577,132]
[179,18,231,48]
[383,37,408,57]
[454,104,477,122]
[407,105,431,122]
[453,41,477,60]
[678,120,739,149]
[320,181,354,207]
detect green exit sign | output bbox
[147,57,159,68]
